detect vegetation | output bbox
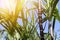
[0,0,60,40]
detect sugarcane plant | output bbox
[0,0,60,40]
[0,0,40,40]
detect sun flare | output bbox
[0,0,37,21]
[0,0,25,14]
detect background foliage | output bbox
[0,0,60,40]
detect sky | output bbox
[0,0,60,40]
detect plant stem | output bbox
[38,0,44,40]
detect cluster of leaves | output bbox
[0,0,40,40]
[0,0,60,40]
[33,0,60,40]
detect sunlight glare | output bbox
[0,0,25,14]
